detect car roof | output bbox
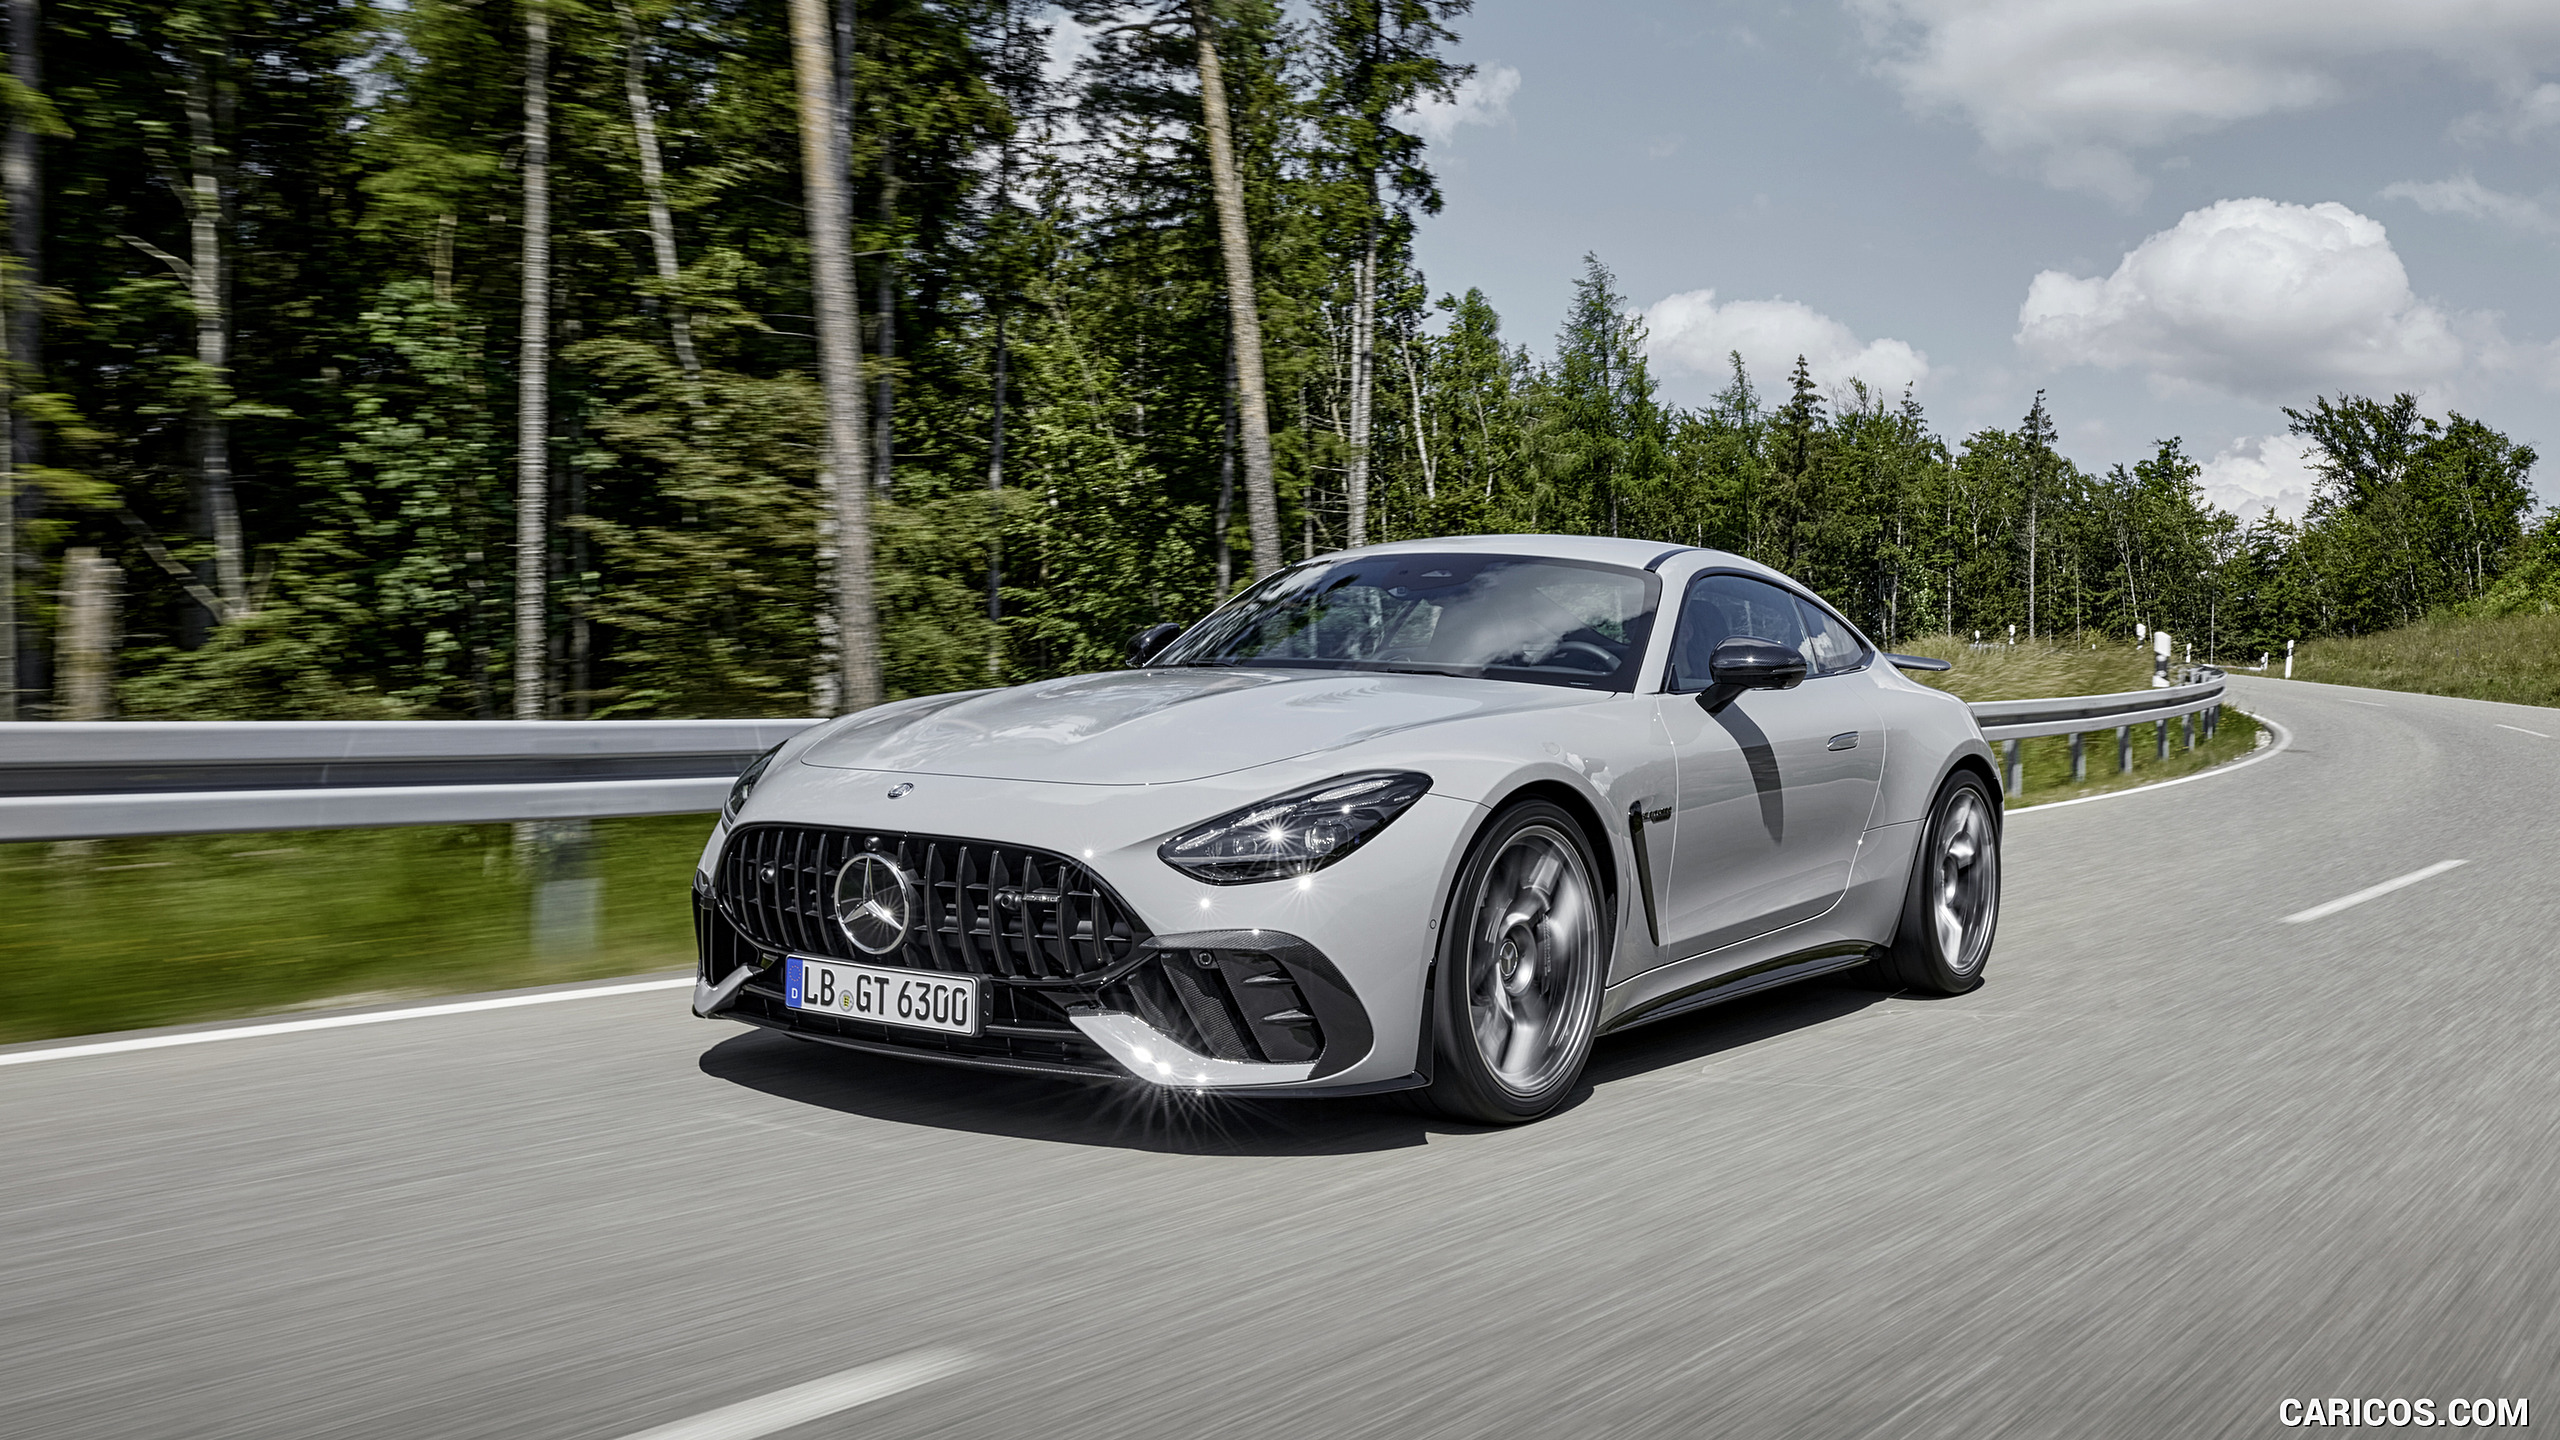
[1319,533,1788,581]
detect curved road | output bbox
[5,676,2557,1439]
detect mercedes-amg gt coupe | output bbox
[691,535,2000,1122]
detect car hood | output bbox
[795,667,1605,785]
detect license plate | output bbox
[784,956,980,1036]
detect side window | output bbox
[1668,574,1810,691]
[1796,598,1870,676]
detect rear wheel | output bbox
[1417,801,1609,1124]
[1873,770,2000,995]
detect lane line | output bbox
[2496,723,2551,738]
[615,1350,971,1440]
[2339,699,2389,707]
[2008,716,2292,816]
[0,977,692,1069]
[2281,860,2467,925]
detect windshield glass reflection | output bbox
[1156,553,1661,692]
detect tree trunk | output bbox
[183,49,243,622]
[1344,224,1375,548]
[1399,330,1432,502]
[1190,3,1280,578]
[786,0,876,712]
[986,304,1005,676]
[615,0,700,398]
[2025,498,2037,644]
[986,52,1012,680]
[1,0,33,720]
[513,0,550,721]
[874,139,896,497]
[58,547,116,720]
[1216,327,1236,595]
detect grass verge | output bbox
[1890,634,2266,808]
[2286,610,2560,709]
[0,817,708,1045]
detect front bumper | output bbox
[694,885,1383,1091]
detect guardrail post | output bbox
[2117,725,2132,773]
[2203,704,2218,740]
[2183,712,2195,751]
[520,818,601,958]
[2069,731,2085,781]
[2155,719,2170,761]
[2004,739,2022,795]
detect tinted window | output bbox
[1668,574,1808,691]
[1797,598,1869,675]
[1156,553,1661,692]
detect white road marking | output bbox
[615,1350,971,1440]
[2496,723,2551,738]
[0,977,692,1069]
[2339,699,2389,707]
[2281,860,2467,925]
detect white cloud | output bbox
[2198,434,2321,521]
[2379,172,2560,236]
[2453,80,2560,144]
[2015,198,2466,402]
[1644,290,1930,401]
[1846,1,2560,203]
[1402,65,1520,145]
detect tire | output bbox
[1872,769,2001,995]
[1417,800,1611,1124]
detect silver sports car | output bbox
[691,535,2001,1123]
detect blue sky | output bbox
[1403,0,2560,518]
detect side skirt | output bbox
[1597,941,1878,1036]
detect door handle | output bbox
[1827,731,1859,751]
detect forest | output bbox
[0,0,2551,723]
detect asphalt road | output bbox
[5,675,2557,1439]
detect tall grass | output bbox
[1,818,707,1044]
[2290,611,2560,709]
[1888,634,2157,703]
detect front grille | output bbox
[716,823,1148,982]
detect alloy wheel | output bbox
[1931,786,1999,976]
[1464,823,1603,1096]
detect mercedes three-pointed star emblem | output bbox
[833,853,915,956]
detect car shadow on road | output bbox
[696,975,1892,1157]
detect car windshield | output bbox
[1156,552,1661,692]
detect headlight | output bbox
[724,743,785,822]
[1159,771,1432,884]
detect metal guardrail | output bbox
[1968,667,2228,795]
[0,719,823,842]
[0,664,2238,841]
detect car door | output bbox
[1650,573,1882,967]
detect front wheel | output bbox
[1417,800,1609,1124]
[1874,770,2000,995]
